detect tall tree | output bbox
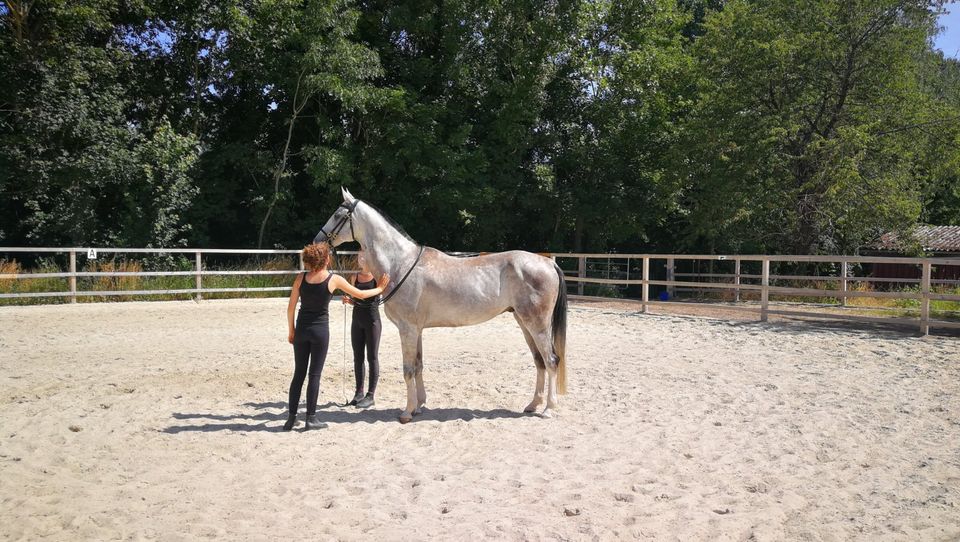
[0,0,199,247]
[543,0,694,252]
[678,0,954,254]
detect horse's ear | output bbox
[341,186,355,203]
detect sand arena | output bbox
[1,298,958,540]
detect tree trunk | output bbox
[257,71,307,248]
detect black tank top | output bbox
[352,276,381,310]
[298,272,333,323]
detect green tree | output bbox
[918,53,960,226]
[0,0,200,247]
[541,0,694,251]
[678,0,953,254]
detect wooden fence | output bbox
[0,247,356,302]
[553,253,960,335]
[2,248,959,335]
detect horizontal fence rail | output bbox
[3,248,959,335]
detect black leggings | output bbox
[289,322,329,415]
[351,312,381,396]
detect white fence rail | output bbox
[3,248,960,335]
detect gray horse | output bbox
[315,188,567,423]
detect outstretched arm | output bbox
[330,273,389,299]
[287,274,302,343]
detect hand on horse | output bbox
[376,273,390,290]
[342,296,354,305]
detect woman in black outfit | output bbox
[285,243,388,431]
[343,250,382,408]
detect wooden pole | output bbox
[577,256,586,296]
[195,251,202,302]
[642,256,649,313]
[920,260,931,335]
[69,250,77,304]
[734,258,741,303]
[666,257,675,299]
[840,261,848,307]
[761,258,770,322]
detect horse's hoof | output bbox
[523,404,541,413]
[414,405,425,416]
[399,415,413,424]
[540,408,554,419]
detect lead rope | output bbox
[329,245,349,406]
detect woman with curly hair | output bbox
[284,242,389,431]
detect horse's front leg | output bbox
[398,326,421,424]
[414,334,426,415]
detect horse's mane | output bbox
[359,199,477,258]
[360,199,418,245]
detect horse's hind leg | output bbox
[414,334,426,415]
[538,340,561,419]
[514,315,546,413]
[529,326,560,417]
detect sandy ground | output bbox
[1,298,959,541]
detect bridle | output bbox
[314,198,424,306]
[315,200,359,245]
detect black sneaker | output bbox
[282,413,297,431]
[356,394,375,409]
[304,414,328,430]
[348,392,364,406]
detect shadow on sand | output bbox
[161,402,530,434]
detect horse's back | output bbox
[412,249,559,328]
[436,249,554,271]
[443,249,560,308]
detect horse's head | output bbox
[314,187,360,246]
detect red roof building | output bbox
[869,225,960,282]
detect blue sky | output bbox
[936,5,960,58]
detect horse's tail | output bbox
[552,262,568,394]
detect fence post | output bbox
[666,257,675,299]
[920,260,931,335]
[840,261,848,307]
[577,256,586,296]
[761,258,770,322]
[642,256,649,314]
[195,251,202,302]
[734,258,741,303]
[69,250,77,304]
